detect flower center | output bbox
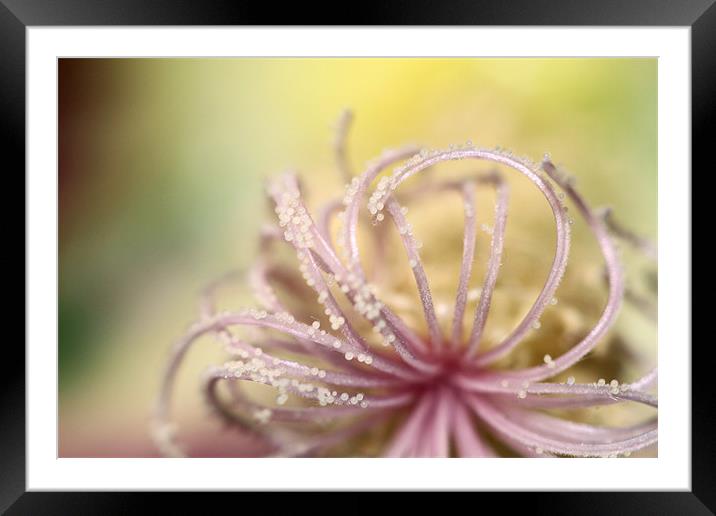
[412,347,474,392]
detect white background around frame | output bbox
[27,27,690,490]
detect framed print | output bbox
[5,0,709,511]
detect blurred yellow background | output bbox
[58,58,656,456]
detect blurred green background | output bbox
[58,58,656,457]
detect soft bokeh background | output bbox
[59,58,656,457]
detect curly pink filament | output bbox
[341,147,433,359]
[204,246,371,372]
[465,178,509,357]
[496,404,657,443]
[272,172,435,373]
[370,148,570,362]
[467,396,657,457]
[343,146,419,272]
[451,182,479,346]
[205,364,413,412]
[385,196,445,350]
[469,159,624,383]
[452,374,657,409]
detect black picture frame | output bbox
[5,0,707,512]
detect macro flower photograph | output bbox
[59,57,657,459]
